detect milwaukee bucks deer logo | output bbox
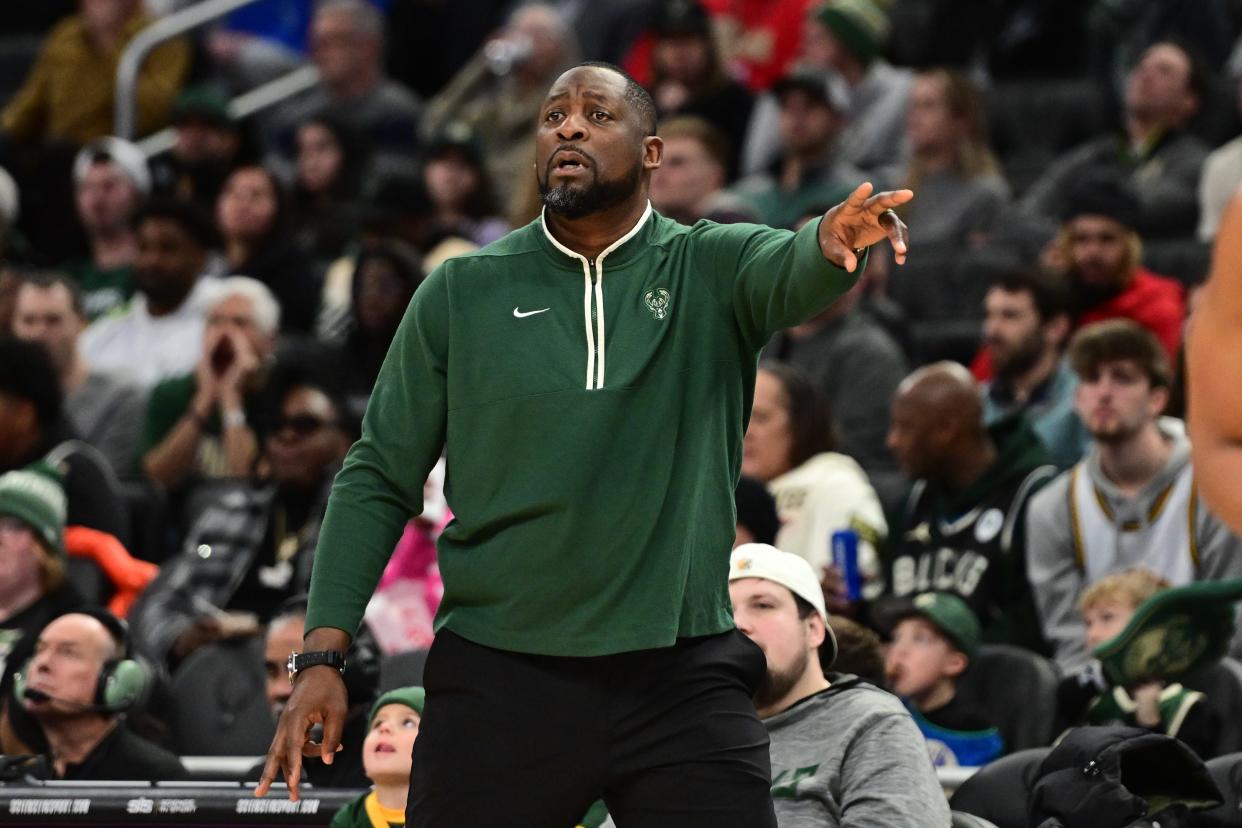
[643,288,671,320]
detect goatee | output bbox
[540,163,641,219]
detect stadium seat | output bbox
[1142,238,1212,287]
[986,79,1114,197]
[956,645,1060,753]
[1197,753,1242,827]
[949,748,1051,828]
[951,811,1000,828]
[166,638,275,755]
[65,556,109,606]
[1183,658,1242,757]
[379,648,429,691]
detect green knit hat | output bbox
[1094,577,1242,687]
[0,462,67,555]
[814,0,890,67]
[369,686,426,724]
[878,591,981,659]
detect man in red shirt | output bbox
[1053,173,1185,364]
[973,174,1184,381]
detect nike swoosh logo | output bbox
[513,307,550,318]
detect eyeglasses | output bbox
[272,414,335,438]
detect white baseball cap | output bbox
[729,543,837,666]
[73,137,152,197]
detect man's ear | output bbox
[1045,313,1071,349]
[806,613,827,649]
[943,650,969,679]
[1150,384,1170,418]
[643,135,663,171]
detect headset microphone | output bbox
[21,685,120,713]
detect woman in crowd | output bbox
[291,114,370,264]
[885,68,1009,247]
[330,686,424,828]
[334,241,425,420]
[422,123,509,247]
[742,363,887,612]
[217,165,319,333]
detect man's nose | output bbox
[556,115,587,142]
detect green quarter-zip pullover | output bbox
[306,204,860,655]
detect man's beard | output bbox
[539,159,641,219]
[1088,418,1143,445]
[992,331,1044,380]
[753,648,809,710]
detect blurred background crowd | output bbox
[2,0,1242,824]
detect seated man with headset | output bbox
[13,608,185,780]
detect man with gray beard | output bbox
[728,543,948,827]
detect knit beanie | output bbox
[814,0,890,67]
[0,462,67,555]
[1059,170,1141,230]
[369,686,426,724]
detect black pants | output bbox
[407,629,776,827]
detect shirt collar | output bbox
[540,200,654,268]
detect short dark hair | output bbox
[758,362,836,467]
[793,594,818,621]
[1068,319,1172,390]
[18,271,86,319]
[0,337,63,426]
[576,61,658,136]
[987,267,1071,323]
[132,198,218,249]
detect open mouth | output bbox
[552,150,589,173]
[373,742,396,754]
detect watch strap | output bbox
[291,650,347,680]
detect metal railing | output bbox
[115,0,319,144]
[135,64,320,157]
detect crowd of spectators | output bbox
[3,0,1242,825]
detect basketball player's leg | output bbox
[407,631,604,828]
[602,630,777,827]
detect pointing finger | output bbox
[841,181,875,212]
[863,189,915,213]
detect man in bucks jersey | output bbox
[1026,320,1242,672]
[258,62,913,827]
[883,362,1056,652]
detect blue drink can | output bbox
[831,529,862,601]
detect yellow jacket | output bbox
[2,13,189,145]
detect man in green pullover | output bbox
[258,61,912,827]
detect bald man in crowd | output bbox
[880,363,1057,651]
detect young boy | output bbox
[883,591,1003,767]
[1057,569,1217,758]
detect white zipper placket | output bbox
[543,201,652,390]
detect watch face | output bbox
[287,652,299,685]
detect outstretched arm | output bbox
[1188,193,1242,532]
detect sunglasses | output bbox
[272,414,335,437]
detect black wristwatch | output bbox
[287,650,347,685]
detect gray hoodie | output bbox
[764,676,950,828]
[1025,419,1242,671]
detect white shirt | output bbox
[80,276,221,388]
[768,452,888,600]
